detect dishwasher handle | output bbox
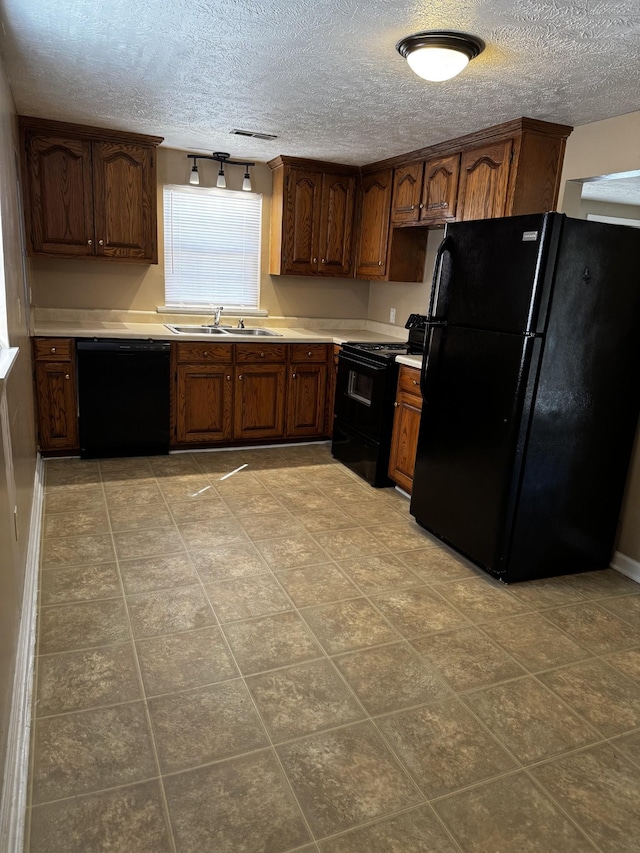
[76,339,171,353]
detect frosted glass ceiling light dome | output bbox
[397,31,485,82]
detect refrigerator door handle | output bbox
[429,235,452,321]
[420,325,438,398]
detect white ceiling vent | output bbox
[231,129,278,141]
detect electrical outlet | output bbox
[389,308,396,324]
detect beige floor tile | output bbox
[605,646,640,682]
[32,702,157,804]
[164,748,311,852]
[168,498,231,523]
[614,730,640,767]
[190,543,270,582]
[29,779,173,853]
[539,658,640,737]
[191,449,251,473]
[222,611,323,675]
[38,599,130,654]
[103,480,164,507]
[411,626,526,691]
[376,697,516,798]
[119,553,199,594]
[334,641,451,715]
[275,563,360,607]
[339,501,405,525]
[461,676,600,764]
[432,577,529,623]
[148,680,268,773]
[301,598,400,654]
[279,486,329,511]
[41,533,115,569]
[433,772,595,852]
[205,573,293,622]
[296,506,359,533]
[318,482,382,504]
[108,502,175,531]
[98,457,153,479]
[371,586,470,638]
[256,533,328,569]
[136,625,238,695]
[318,804,460,853]
[45,459,100,487]
[313,527,389,560]
[239,511,306,541]
[214,472,270,496]
[36,644,141,716]
[156,475,219,503]
[337,553,422,594]
[39,562,121,606]
[246,658,365,742]
[223,492,286,516]
[113,527,185,561]
[397,547,478,583]
[599,593,640,626]
[43,508,110,538]
[149,454,200,476]
[44,485,105,515]
[178,518,249,550]
[560,569,640,600]
[531,744,640,852]
[368,520,438,551]
[481,612,592,672]
[276,721,422,837]
[543,602,639,654]
[505,575,590,609]
[127,586,215,639]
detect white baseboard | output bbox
[0,454,44,852]
[611,551,640,585]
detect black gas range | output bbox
[331,330,425,486]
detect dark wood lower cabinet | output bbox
[34,360,79,451]
[286,363,327,437]
[234,363,286,440]
[388,366,423,494]
[175,363,233,444]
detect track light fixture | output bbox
[396,30,485,82]
[186,152,255,191]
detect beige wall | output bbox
[0,55,37,785]
[30,147,370,319]
[558,110,640,563]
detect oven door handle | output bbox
[338,355,390,375]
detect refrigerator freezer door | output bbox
[431,213,559,334]
[411,326,535,576]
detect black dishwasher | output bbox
[77,339,171,458]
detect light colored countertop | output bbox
[396,354,422,369]
[32,320,408,347]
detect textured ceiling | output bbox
[1,0,639,166]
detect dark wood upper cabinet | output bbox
[355,169,393,279]
[19,116,163,263]
[391,163,424,224]
[457,141,513,221]
[269,156,357,277]
[420,154,460,223]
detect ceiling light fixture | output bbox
[396,30,485,82]
[186,152,255,191]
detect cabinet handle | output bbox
[50,347,56,353]
[98,239,104,246]
[394,402,399,407]
[87,239,92,245]
[64,374,70,380]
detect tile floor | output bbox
[26,442,640,852]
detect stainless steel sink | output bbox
[165,324,281,337]
[222,328,282,336]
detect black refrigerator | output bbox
[410,212,640,583]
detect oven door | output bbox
[334,351,392,442]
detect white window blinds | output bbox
[163,185,262,310]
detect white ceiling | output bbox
[1,0,639,166]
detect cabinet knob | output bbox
[203,351,209,356]
[292,373,297,379]
[260,352,265,358]
[394,402,399,407]
[419,203,424,209]
[64,374,70,380]
[312,258,317,264]
[50,347,56,353]
[321,259,326,264]
[378,261,383,266]
[238,374,243,380]
[87,239,92,245]
[98,239,104,246]
[412,380,418,385]
[411,205,415,210]
[226,375,231,380]
[307,351,312,357]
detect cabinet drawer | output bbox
[176,343,232,363]
[398,365,422,397]
[290,343,329,363]
[34,338,73,361]
[236,344,287,363]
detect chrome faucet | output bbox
[237,318,245,329]
[212,306,224,326]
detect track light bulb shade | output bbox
[242,170,252,192]
[217,168,226,189]
[189,164,199,185]
[396,31,485,82]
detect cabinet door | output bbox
[391,162,423,224]
[388,389,423,494]
[35,361,79,450]
[282,168,322,275]
[457,141,513,222]
[355,169,393,279]
[234,364,286,440]
[23,135,94,257]
[420,155,460,223]
[286,364,327,437]
[318,173,355,277]
[175,363,233,444]
[92,141,157,261]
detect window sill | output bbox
[0,347,19,384]
[156,306,268,318]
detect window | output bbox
[163,184,262,311]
